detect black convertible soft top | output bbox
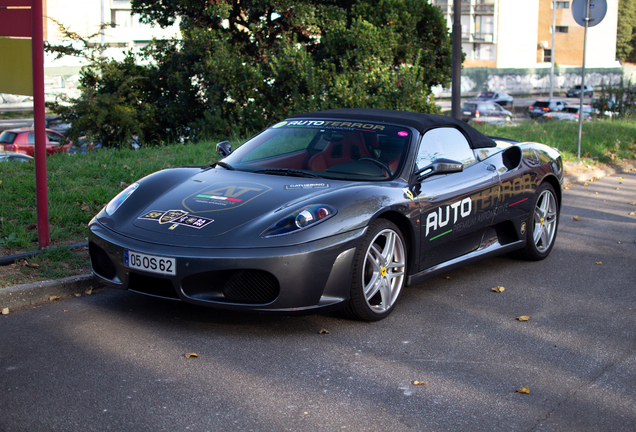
[290,108,497,149]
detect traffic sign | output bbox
[571,0,607,28]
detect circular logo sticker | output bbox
[272,121,288,129]
[520,222,526,235]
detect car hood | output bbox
[96,167,383,249]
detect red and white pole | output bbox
[31,0,49,248]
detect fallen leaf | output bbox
[629,202,635,205]
[85,287,93,295]
[413,381,428,386]
[616,188,620,190]
[516,386,530,394]
[516,316,531,321]
[595,192,599,195]
[630,212,636,216]
[185,353,198,359]
[122,164,131,169]
[21,260,39,269]
[618,177,625,180]
[1,307,9,315]
[492,286,505,293]
[596,262,602,265]
[49,295,61,302]
[444,276,451,280]
[456,294,463,297]
[583,182,589,186]
[318,329,330,334]
[618,241,623,244]
[573,216,580,221]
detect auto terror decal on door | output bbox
[182,181,272,213]
[425,198,472,239]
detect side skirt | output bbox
[406,239,525,287]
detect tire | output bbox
[511,182,559,261]
[343,219,407,321]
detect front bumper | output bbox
[89,222,366,314]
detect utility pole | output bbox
[451,0,462,119]
[549,0,556,100]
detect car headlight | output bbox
[262,204,337,238]
[105,182,139,216]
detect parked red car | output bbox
[0,128,71,156]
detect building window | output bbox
[111,9,143,28]
[556,1,570,8]
[474,43,495,61]
[555,26,569,33]
[543,49,552,63]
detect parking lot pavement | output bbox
[0,170,635,431]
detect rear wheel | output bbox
[511,182,559,261]
[343,219,407,321]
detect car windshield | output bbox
[222,119,412,181]
[0,131,17,144]
[479,92,494,98]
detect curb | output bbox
[0,273,101,311]
[563,163,635,184]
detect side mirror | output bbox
[414,158,463,182]
[216,140,232,157]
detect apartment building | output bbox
[430,0,619,69]
[44,0,180,64]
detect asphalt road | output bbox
[1,172,635,431]
[0,118,33,131]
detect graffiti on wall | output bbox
[433,67,625,95]
[485,72,624,92]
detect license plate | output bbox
[124,250,176,276]
[463,111,471,115]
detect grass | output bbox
[0,140,228,252]
[472,118,636,162]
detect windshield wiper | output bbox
[253,168,322,178]
[214,161,234,170]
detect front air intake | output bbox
[181,270,280,304]
[89,242,116,280]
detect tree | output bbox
[617,0,636,63]
[51,0,453,145]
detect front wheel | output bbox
[511,182,559,261]
[343,219,407,321]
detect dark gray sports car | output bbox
[89,108,563,321]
